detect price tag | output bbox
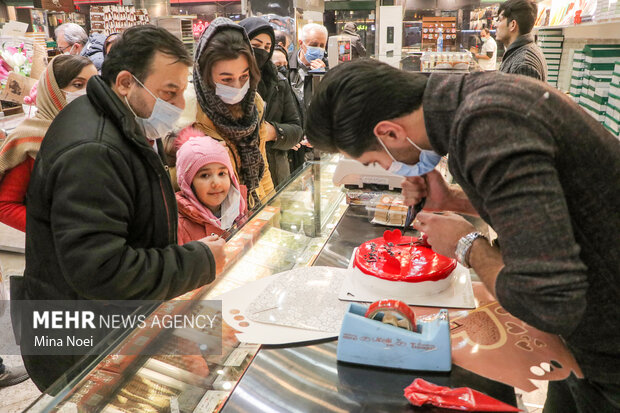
[224,348,249,367]
[193,390,229,413]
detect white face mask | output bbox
[125,75,183,140]
[63,44,76,55]
[215,80,250,105]
[218,184,241,229]
[63,88,86,104]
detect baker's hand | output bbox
[401,169,451,210]
[412,212,475,258]
[310,59,326,70]
[199,234,226,274]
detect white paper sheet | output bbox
[247,266,350,332]
[215,270,349,345]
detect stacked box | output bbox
[593,0,609,21]
[603,61,620,138]
[90,5,149,36]
[537,28,564,87]
[569,50,585,102]
[579,45,620,124]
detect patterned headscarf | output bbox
[193,17,264,195]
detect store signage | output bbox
[73,0,120,4]
[35,0,75,13]
[171,0,240,3]
[193,19,209,39]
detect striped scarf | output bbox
[0,57,66,178]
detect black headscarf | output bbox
[239,17,279,99]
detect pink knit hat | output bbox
[176,135,246,226]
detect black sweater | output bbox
[424,72,620,384]
[25,76,216,302]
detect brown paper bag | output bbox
[29,43,48,80]
[0,72,38,104]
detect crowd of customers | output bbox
[0,17,329,389]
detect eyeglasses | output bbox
[56,44,74,54]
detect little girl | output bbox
[176,131,248,244]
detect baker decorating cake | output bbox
[353,229,457,296]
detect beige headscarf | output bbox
[0,56,67,178]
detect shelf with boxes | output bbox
[537,27,564,87]
[569,44,620,139]
[90,5,150,36]
[156,16,196,57]
[421,17,457,52]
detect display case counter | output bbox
[28,155,526,412]
[26,156,349,412]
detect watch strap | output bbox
[455,231,486,268]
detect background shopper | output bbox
[496,0,547,80]
[0,55,96,232]
[55,23,106,71]
[240,17,303,188]
[472,28,497,71]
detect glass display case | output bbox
[27,156,348,413]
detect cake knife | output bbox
[404,197,426,237]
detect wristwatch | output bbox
[455,231,487,268]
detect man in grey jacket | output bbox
[496,0,547,81]
[306,59,620,412]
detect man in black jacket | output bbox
[21,25,225,391]
[306,59,620,413]
[496,0,547,81]
[343,22,366,59]
[240,17,303,188]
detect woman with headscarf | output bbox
[0,55,97,231]
[192,17,274,209]
[239,17,303,188]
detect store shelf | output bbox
[534,21,620,39]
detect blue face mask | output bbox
[287,43,294,54]
[377,136,442,177]
[305,45,325,63]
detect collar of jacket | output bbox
[503,33,535,61]
[288,50,299,70]
[86,76,170,172]
[422,73,467,156]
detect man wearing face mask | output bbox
[306,59,620,413]
[471,28,497,71]
[239,17,303,188]
[288,22,329,120]
[55,23,106,71]
[21,26,226,391]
